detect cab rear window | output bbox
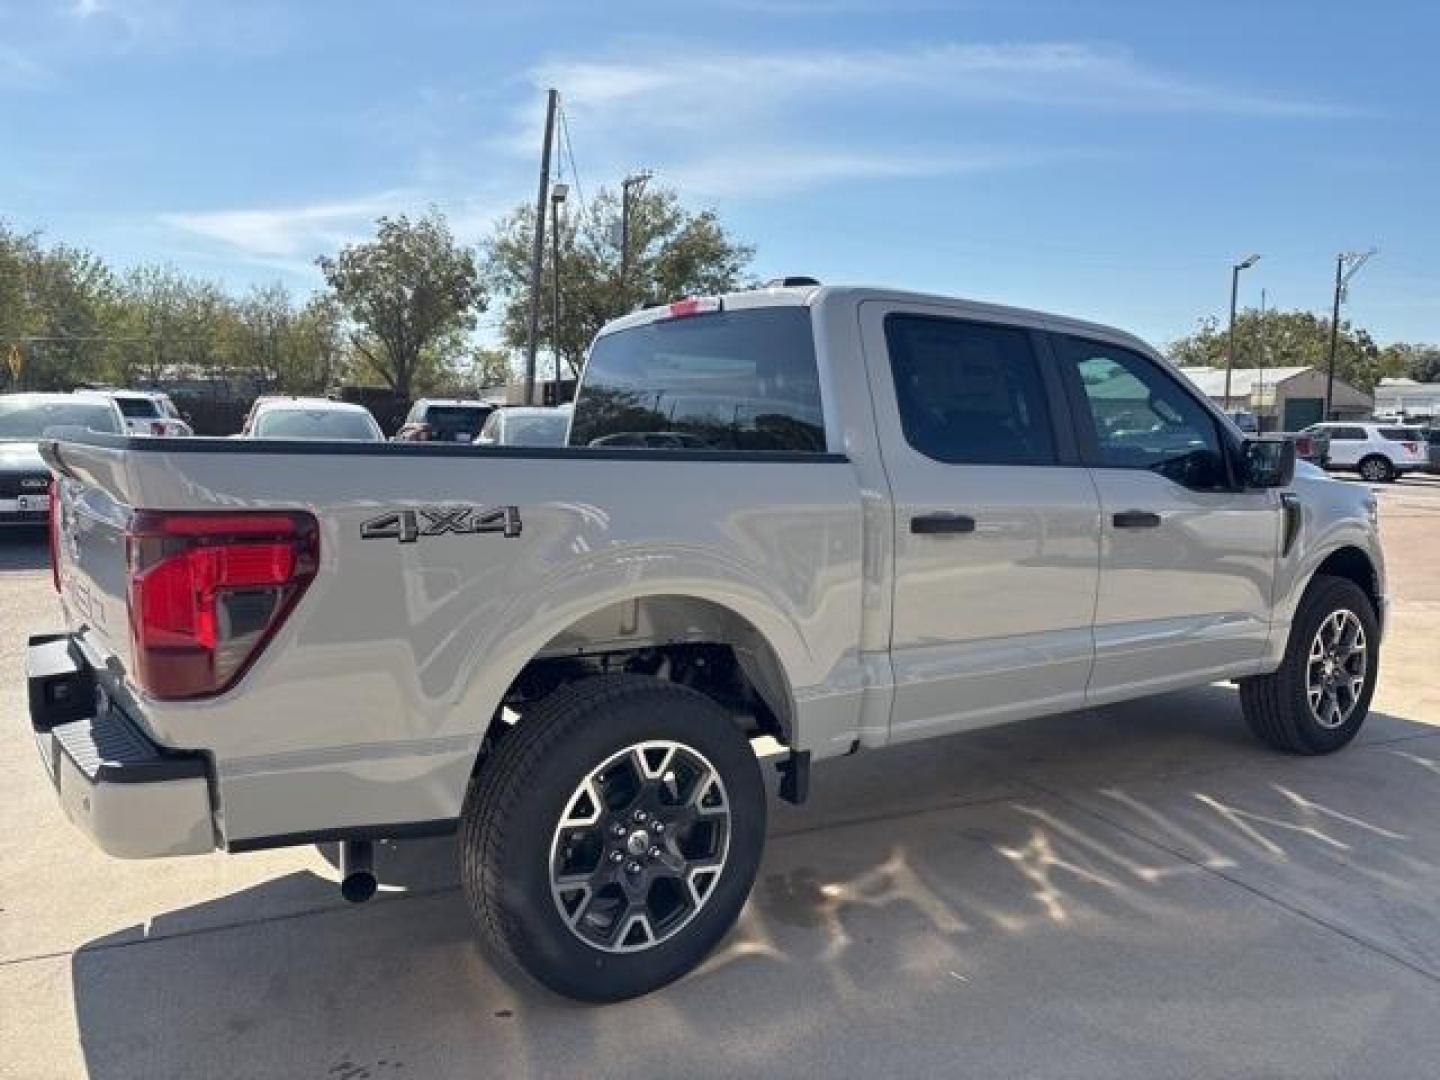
[569,307,825,452]
[117,397,161,418]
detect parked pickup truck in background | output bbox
[30,284,1386,1003]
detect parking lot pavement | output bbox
[2,480,1438,1080]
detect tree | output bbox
[483,184,754,378]
[1167,308,1399,395]
[1379,342,1440,384]
[470,346,514,390]
[318,210,486,400]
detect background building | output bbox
[1374,377,1440,421]
[1178,366,1372,431]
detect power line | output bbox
[557,102,586,213]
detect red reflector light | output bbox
[126,510,318,699]
[666,296,722,319]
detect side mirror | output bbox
[1241,437,1295,488]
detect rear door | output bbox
[1050,333,1279,700]
[1323,425,1367,467]
[860,302,1100,741]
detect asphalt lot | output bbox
[1,475,1438,1080]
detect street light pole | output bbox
[550,183,568,406]
[1324,248,1377,420]
[1224,253,1260,411]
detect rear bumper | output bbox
[28,634,216,858]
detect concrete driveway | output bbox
[2,477,1438,1079]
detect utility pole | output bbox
[1324,248,1377,420]
[1223,253,1260,411]
[618,170,652,315]
[1257,288,1267,431]
[523,88,559,406]
[550,183,568,405]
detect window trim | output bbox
[1050,330,1242,491]
[880,312,1077,468]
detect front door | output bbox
[860,303,1101,743]
[1051,333,1280,703]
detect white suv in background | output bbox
[77,389,192,437]
[1302,422,1428,482]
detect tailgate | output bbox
[43,441,137,677]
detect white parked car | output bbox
[76,389,192,437]
[1301,421,1428,482]
[239,397,385,441]
[475,406,571,447]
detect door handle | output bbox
[1112,510,1161,529]
[911,512,977,535]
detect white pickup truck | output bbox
[30,284,1385,1002]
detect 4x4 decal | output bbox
[360,505,522,543]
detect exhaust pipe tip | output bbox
[340,870,378,904]
[338,839,377,904]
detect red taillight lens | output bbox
[1294,436,1313,456]
[48,479,61,593]
[126,511,318,700]
[665,296,722,319]
[151,421,166,435]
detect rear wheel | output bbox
[1240,575,1378,754]
[459,675,766,1002]
[1358,454,1394,482]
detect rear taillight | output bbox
[48,479,60,593]
[126,511,318,700]
[1294,436,1313,457]
[1403,441,1420,455]
[150,421,167,435]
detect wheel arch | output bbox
[460,590,806,768]
[1311,544,1382,620]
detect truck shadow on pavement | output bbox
[68,688,1440,1080]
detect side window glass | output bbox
[883,315,1056,465]
[1056,335,1227,490]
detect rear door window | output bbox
[883,315,1056,465]
[1329,427,1366,441]
[1378,427,1419,442]
[569,307,825,452]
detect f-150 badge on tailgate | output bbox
[360,505,522,543]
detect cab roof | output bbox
[597,283,1159,358]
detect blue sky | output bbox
[2,0,1435,348]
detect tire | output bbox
[1239,575,1379,754]
[1358,455,1394,483]
[459,674,767,1002]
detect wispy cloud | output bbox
[0,44,55,88]
[159,192,414,258]
[538,42,1356,122]
[511,41,1355,201]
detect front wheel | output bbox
[1358,455,1394,483]
[1240,575,1379,754]
[459,675,767,1002]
